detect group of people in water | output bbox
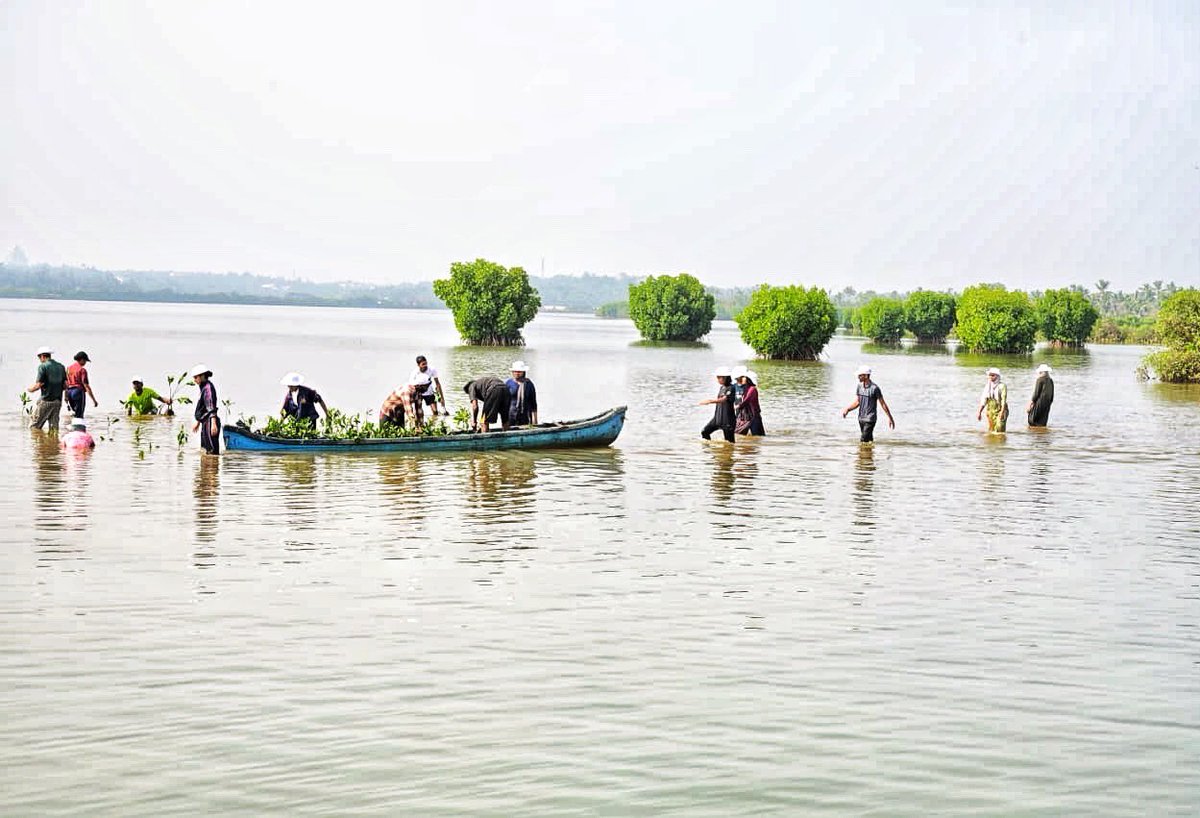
[699,363,1056,443]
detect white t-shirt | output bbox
[408,366,439,396]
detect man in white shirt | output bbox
[409,355,448,416]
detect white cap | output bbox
[408,374,431,387]
[36,346,52,356]
[131,376,145,384]
[745,370,758,383]
[713,366,732,378]
[510,360,528,372]
[189,364,213,379]
[731,365,748,379]
[70,418,86,429]
[1036,364,1052,374]
[280,372,305,387]
[856,365,872,376]
[987,367,1001,376]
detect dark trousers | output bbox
[859,419,876,443]
[65,387,86,418]
[701,420,735,442]
[200,417,221,454]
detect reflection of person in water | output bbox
[192,456,220,559]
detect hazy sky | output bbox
[3,1,1198,290]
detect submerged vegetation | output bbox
[1140,290,1200,383]
[858,297,907,344]
[433,258,541,346]
[953,285,1039,354]
[736,285,838,360]
[628,274,716,342]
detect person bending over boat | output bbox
[1027,364,1054,428]
[699,367,736,442]
[505,360,538,426]
[380,375,430,429]
[190,364,221,455]
[125,377,172,415]
[464,376,511,433]
[280,372,328,424]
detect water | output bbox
[1,299,1198,815]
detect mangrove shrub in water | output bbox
[433,258,541,346]
[627,273,716,342]
[859,297,907,343]
[735,285,837,360]
[1036,288,1099,347]
[1141,289,1200,383]
[955,284,1038,353]
[904,290,956,343]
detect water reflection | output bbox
[192,456,220,566]
[461,453,538,546]
[31,432,91,563]
[862,341,951,357]
[851,444,876,533]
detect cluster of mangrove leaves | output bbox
[246,408,462,440]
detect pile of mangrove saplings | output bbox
[244,408,472,440]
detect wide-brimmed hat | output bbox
[856,365,872,376]
[189,364,213,379]
[731,365,748,379]
[987,367,1001,376]
[745,370,759,384]
[713,366,732,378]
[36,346,52,356]
[280,372,305,387]
[510,360,528,372]
[1036,364,1052,374]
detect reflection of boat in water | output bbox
[223,406,627,453]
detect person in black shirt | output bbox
[1026,364,1054,427]
[464,376,511,432]
[842,365,895,443]
[279,372,329,425]
[699,367,737,442]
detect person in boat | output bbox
[125,377,172,416]
[464,376,511,433]
[734,369,766,436]
[280,372,329,425]
[61,418,95,449]
[842,365,895,443]
[380,375,430,429]
[28,346,67,431]
[699,367,736,442]
[64,351,98,419]
[1027,364,1054,428]
[190,364,221,454]
[410,355,448,417]
[977,367,1008,433]
[505,360,538,426]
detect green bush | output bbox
[859,297,907,343]
[1142,349,1200,383]
[735,285,838,360]
[433,258,541,345]
[955,284,1038,353]
[904,291,956,342]
[595,301,629,319]
[1089,316,1157,345]
[1153,289,1200,351]
[627,274,716,341]
[1036,288,1099,346]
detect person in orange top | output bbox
[64,351,98,418]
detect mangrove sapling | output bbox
[19,392,33,416]
[163,371,196,416]
[249,408,452,440]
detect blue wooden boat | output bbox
[222,406,627,453]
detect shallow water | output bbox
[1,299,1198,815]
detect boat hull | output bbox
[222,406,627,453]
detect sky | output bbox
[2,1,1198,291]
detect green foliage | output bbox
[955,285,1038,353]
[1036,288,1099,346]
[838,306,862,333]
[627,273,716,341]
[19,392,32,416]
[433,258,541,345]
[1140,290,1200,382]
[735,285,838,360]
[253,408,452,440]
[594,301,630,319]
[858,297,907,343]
[1152,289,1200,351]
[452,407,471,430]
[904,291,956,342]
[1090,316,1158,345]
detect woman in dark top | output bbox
[280,372,328,424]
[699,367,736,442]
[734,370,766,436]
[1027,364,1055,427]
[190,364,220,454]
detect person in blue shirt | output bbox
[505,361,538,426]
[279,372,328,425]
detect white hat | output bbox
[189,364,213,379]
[745,370,759,383]
[70,418,86,429]
[1036,364,1052,374]
[408,374,431,387]
[36,346,52,356]
[510,360,528,372]
[987,367,1001,376]
[131,376,145,384]
[856,365,872,376]
[713,366,732,378]
[280,372,305,387]
[731,365,748,379]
